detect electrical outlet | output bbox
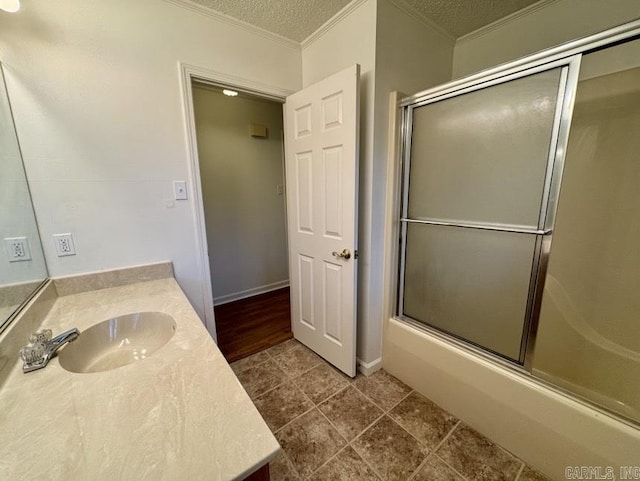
[4,237,32,262]
[53,233,76,257]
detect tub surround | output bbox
[0,264,279,480]
[383,318,640,480]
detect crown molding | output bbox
[387,0,455,44]
[301,0,370,50]
[163,0,301,50]
[456,0,559,44]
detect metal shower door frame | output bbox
[397,55,582,367]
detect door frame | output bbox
[178,62,294,341]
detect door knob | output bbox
[332,248,351,260]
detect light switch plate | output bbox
[173,181,188,200]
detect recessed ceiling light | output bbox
[223,89,238,97]
[0,0,20,12]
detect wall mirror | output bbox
[0,64,48,334]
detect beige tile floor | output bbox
[232,339,551,481]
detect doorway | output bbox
[191,80,292,362]
[182,63,360,377]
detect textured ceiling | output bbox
[403,0,542,38]
[189,0,352,42]
[188,0,543,42]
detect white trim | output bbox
[301,0,369,49]
[456,0,559,44]
[214,280,290,306]
[387,0,455,43]
[178,62,293,342]
[184,63,295,99]
[178,63,216,341]
[163,0,300,50]
[381,91,405,355]
[357,356,383,376]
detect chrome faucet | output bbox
[20,328,80,373]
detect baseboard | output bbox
[357,356,382,376]
[213,280,289,306]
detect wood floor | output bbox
[215,287,292,363]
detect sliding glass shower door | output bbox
[399,61,579,363]
[532,38,640,422]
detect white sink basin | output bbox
[58,312,176,373]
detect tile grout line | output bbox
[350,379,413,414]
[314,383,351,406]
[347,411,386,447]
[272,404,316,435]
[231,355,271,375]
[258,344,537,481]
[386,388,415,413]
[407,452,435,481]
[386,409,435,453]
[269,368,352,476]
[231,338,299,374]
[245,360,290,400]
[515,461,526,481]
[291,380,321,414]
[311,384,386,481]
[347,443,386,481]
[342,407,420,481]
[433,419,461,452]
[241,348,325,400]
[433,452,472,481]
[301,444,348,480]
[280,448,304,480]
[291,364,352,405]
[428,422,478,481]
[297,405,356,480]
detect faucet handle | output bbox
[29,329,52,344]
[20,343,45,364]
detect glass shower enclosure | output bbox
[397,24,640,425]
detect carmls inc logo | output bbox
[565,466,640,480]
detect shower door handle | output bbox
[401,218,554,236]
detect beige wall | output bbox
[301,0,454,367]
[192,86,288,304]
[453,0,640,78]
[301,0,379,365]
[371,0,454,360]
[0,0,301,327]
[384,3,640,477]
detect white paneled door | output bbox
[284,64,360,377]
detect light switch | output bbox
[173,181,188,200]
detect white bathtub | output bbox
[533,275,640,421]
[383,316,640,480]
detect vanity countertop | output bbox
[0,277,280,480]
